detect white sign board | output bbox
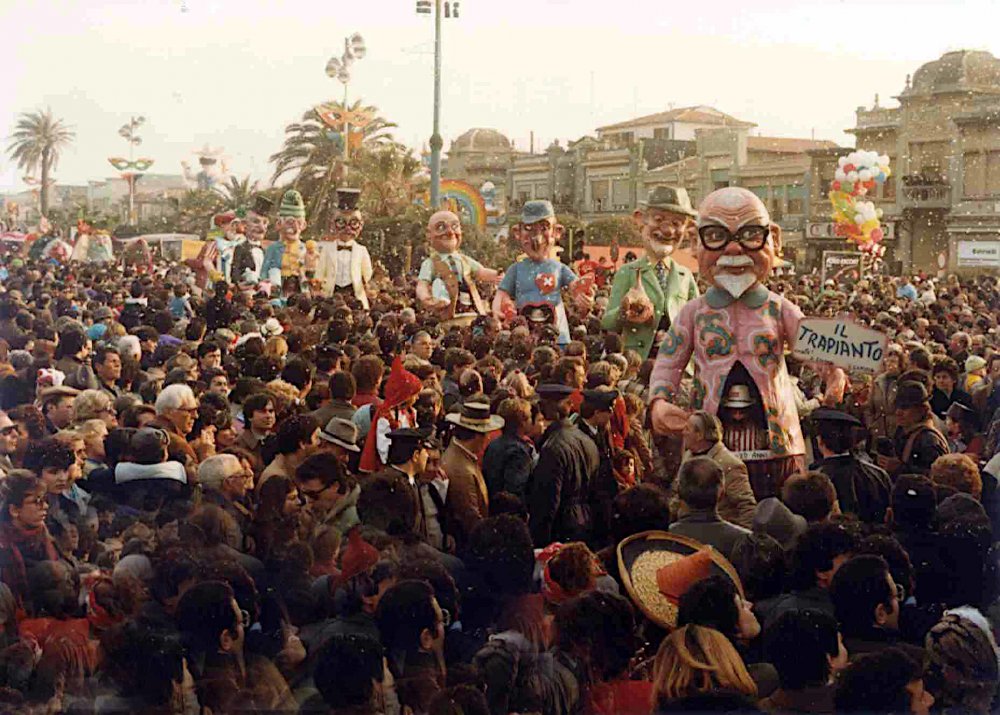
[793,318,888,374]
[956,241,1000,268]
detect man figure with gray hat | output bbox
[493,200,594,346]
[602,186,700,359]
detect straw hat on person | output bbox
[721,385,755,409]
[618,531,744,628]
[444,401,504,433]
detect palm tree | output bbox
[6,109,75,217]
[177,189,224,235]
[355,144,424,217]
[216,174,258,210]
[269,100,398,230]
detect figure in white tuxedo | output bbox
[316,188,373,309]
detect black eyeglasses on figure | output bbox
[698,224,770,252]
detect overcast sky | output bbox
[2,0,997,191]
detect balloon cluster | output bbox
[829,150,891,248]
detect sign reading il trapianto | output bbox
[793,317,887,374]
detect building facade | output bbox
[444,107,834,255]
[829,49,1000,273]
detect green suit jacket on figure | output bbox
[601,256,699,359]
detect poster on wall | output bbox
[821,251,862,285]
[956,241,1000,269]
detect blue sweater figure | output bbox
[493,200,593,345]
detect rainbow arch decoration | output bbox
[438,180,487,229]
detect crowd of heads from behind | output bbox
[0,187,998,714]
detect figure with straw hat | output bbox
[261,190,308,288]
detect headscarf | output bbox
[359,357,422,473]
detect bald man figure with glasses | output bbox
[649,187,843,498]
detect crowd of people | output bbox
[0,227,997,715]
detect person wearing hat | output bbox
[38,386,80,435]
[377,426,447,550]
[810,408,891,524]
[260,189,307,288]
[878,381,948,477]
[442,402,503,550]
[493,200,594,346]
[527,384,600,547]
[317,416,362,470]
[576,388,621,545]
[717,384,772,496]
[601,186,699,360]
[315,188,374,310]
[359,357,422,474]
[231,195,272,285]
[416,210,500,322]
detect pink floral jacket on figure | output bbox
[649,283,806,458]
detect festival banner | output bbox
[793,317,888,374]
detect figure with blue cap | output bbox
[493,200,594,345]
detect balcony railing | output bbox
[854,107,901,129]
[901,184,951,208]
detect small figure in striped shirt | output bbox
[720,384,768,455]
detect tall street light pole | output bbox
[419,0,459,209]
[325,33,367,167]
[430,0,443,209]
[109,116,152,226]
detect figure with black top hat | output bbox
[493,200,595,346]
[231,195,273,285]
[261,190,308,288]
[316,188,373,309]
[416,210,501,326]
[602,186,700,359]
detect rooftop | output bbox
[449,128,512,153]
[597,105,755,133]
[747,136,840,154]
[902,49,1000,97]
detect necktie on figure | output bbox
[655,261,669,291]
[338,245,353,252]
